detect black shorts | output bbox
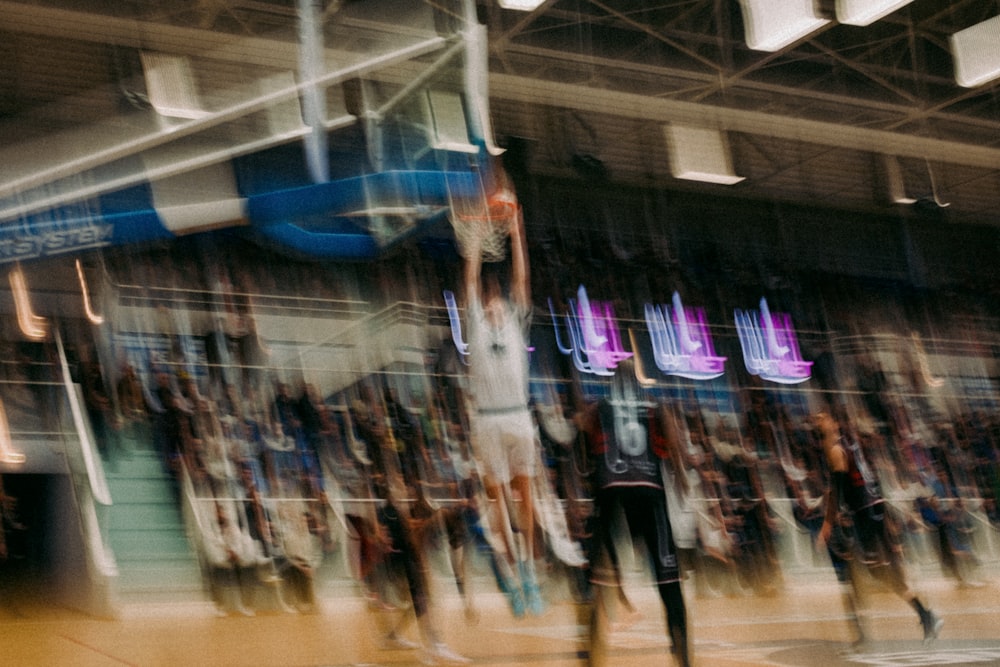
[851,502,896,566]
[591,485,680,585]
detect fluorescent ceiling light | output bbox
[498,0,546,10]
[672,171,746,186]
[882,154,950,207]
[836,0,913,26]
[883,154,917,204]
[951,15,1000,88]
[140,52,209,120]
[738,0,830,52]
[665,124,745,186]
[424,89,478,154]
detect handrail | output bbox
[79,491,118,578]
[307,299,437,352]
[965,507,1000,529]
[767,497,811,533]
[112,281,370,316]
[54,328,112,506]
[178,463,209,545]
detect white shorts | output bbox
[471,408,537,485]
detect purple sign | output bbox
[734,297,812,384]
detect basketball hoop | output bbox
[449,187,518,262]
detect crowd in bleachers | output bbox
[74,306,999,623]
[56,195,997,652]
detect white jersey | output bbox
[467,295,530,412]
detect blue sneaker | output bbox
[524,581,545,616]
[506,586,526,618]
[518,561,545,616]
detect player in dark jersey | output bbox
[815,411,942,646]
[579,359,689,667]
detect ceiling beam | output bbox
[498,43,1000,135]
[490,72,1000,169]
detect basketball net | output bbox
[449,186,518,263]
